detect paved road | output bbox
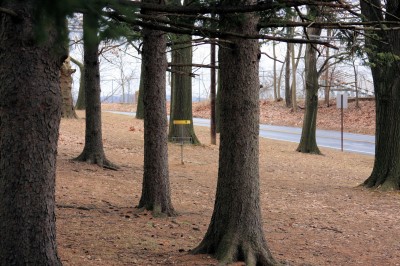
[108,111,375,155]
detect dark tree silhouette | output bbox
[361,0,400,190]
[297,7,322,154]
[138,0,176,215]
[74,12,117,169]
[0,1,64,264]
[192,0,277,264]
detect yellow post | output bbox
[173,120,191,125]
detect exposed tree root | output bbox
[296,146,322,155]
[192,238,278,266]
[102,161,119,171]
[136,203,177,217]
[362,174,400,191]
[73,153,119,170]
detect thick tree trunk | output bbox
[0,2,63,264]
[70,56,86,110]
[60,57,78,118]
[192,2,277,265]
[138,2,176,216]
[297,94,320,154]
[297,26,322,154]
[364,90,400,190]
[168,33,200,144]
[360,0,400,190]
[74,13,117,169]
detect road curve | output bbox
[107,111,375,156]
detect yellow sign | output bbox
[173,120,191,125]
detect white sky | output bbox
[69,36,374,103]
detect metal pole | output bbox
[180,125,184,164]
[341,94,344,152]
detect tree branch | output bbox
[259,20,400,29]
[0,7,18,17]
[317,52,349,76]
[114,0,352,15]
[168,63,219,69]
[261,52,285,63]
[70,56,83,69]
[107,12,338,48]
[166,68,196,77]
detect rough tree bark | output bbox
[296,16,322,154]
[192,0,277,264]
[60,57,78,118]
[361,0,400,190]
[0,2,63,264]
[74,13,117,169]
[138,0,176,215]
[70,56,86,110]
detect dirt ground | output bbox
[57,102,400,266]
